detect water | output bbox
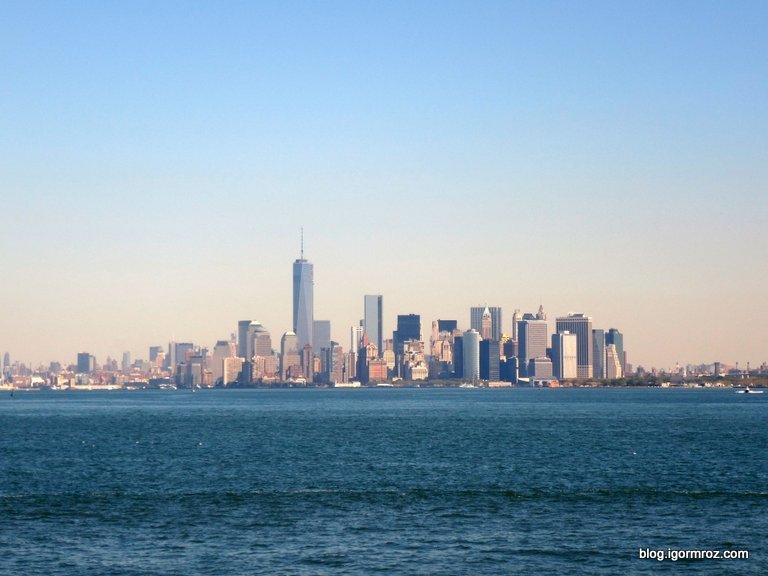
[1,388,766,575]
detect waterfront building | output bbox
[606,343,623,379]
[462,329,480,381]
[592,329,605,379]
[500,356,519,383]
[223,356,244,385]
[393,314,420,358]
[518,319,548,374]
[211,340,236,384]
[183,355,205,388]
[606,329,625,376]
[323,342,344,384]
[121,352,131,372]
[555,314,593,379]
[302,344,314,383]
[453,335,464,378]
[551,331,578,379]
[280,332,301,381]
[527,357,553,378]
[76,352,91,374]
[479,339,500,380]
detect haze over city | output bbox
[2,1,766,370]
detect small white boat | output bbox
[736,387,764,394]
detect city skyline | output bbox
[2,2,766,369]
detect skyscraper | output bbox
[363,295,383,353]
[393,314,421,357]
[76,352,91,374]
[479,339,500,380]
[238,321,263,361]
[211,340,236,384]
[280,332,301,381]
[605,343,623,379]
[518,319,548,367]
[606,329,625,376]
[313,320,332,354]
[511,309,522,341]
[551,331,578,379]
[471,306,502,342]
[453,335,464,378]
[293,233,314,352]
[350,324,363,355]
[237,320,252,359]
[149,346,163,363]
[592,329,605,379]
[480,307,492,340]
[555,314,594,379]
[462,329,480,381]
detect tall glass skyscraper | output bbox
[462,329,480,381]
[555,313,594,379]
[293,253,314,352]
[606,328,624,376]
[363,295,383,352]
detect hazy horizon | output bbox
[2,1,766,370]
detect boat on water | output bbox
[736,387,764,394]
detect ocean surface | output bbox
[0,387,766,575]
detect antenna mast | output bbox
[301,226,304,260]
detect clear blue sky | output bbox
[2,1,767,370]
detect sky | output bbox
[1,1,766,371]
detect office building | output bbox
[350,324,363,356]
[592,329,605,379]
[77,352,92,374]
[211,340,236,384]
[479,339,500,380]
[437,319,457,333]
[471,306,502,342]
[393,314,421,357]
[462,329,480,381]
[453,335,464,378]
[293,236,314,351]
[606,329,625,376]
[223,356,244,385]
[323,342,343,384]
[237,320,253,359]
[555,314,594,379]
[551,331,578,379]
[527,357,553,378]
[280,332,301,381]
[363,295,383,352]
[313,320,332,355]
[518,319,548,368]
[511,309,522,341]
[606,343,623,379]
[149,346,163,363]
